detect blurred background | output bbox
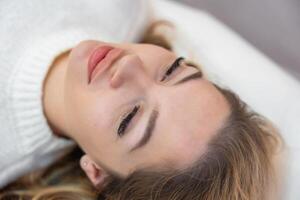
[171,0,300,80]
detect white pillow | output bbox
[150,0,300,199]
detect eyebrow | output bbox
[175,59,203,85]
[128,65,203,153]
[174,71,203,85]
[129,108,159,152]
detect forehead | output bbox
[133,78,230,170]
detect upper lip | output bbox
[88,46,124,84]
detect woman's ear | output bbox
[80,154,110,190]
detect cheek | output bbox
[129,44,173,74]
[66,100,118,160]
[64,89,113,140]
[76,102,108,133]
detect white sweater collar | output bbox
[10,29,114,154]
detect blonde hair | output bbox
[0,148,97,199]
[97,83,283,200]
[0,20,284,200]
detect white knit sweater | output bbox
[0,0,152,188]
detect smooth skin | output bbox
[43,40,230,189]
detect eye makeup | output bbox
[117,105,140,137]
[116,57,202,140]
[160,57,185,82]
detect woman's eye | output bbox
[160,57,185,82]
[117,105,140,137]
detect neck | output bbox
[43,50,71,138]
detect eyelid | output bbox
[117,106,139,137]
[115,100,144,138]
[165,57,184,75]
[160,57,185,82]
[161,57,200,82]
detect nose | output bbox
[109,54,149,88]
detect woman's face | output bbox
[64,40,230,177]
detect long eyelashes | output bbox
[117,105,140,137]
[160,57,185,82]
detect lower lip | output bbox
[88,45,114,83]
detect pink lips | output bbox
[88,45,114,84]
[88,46,121,83]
